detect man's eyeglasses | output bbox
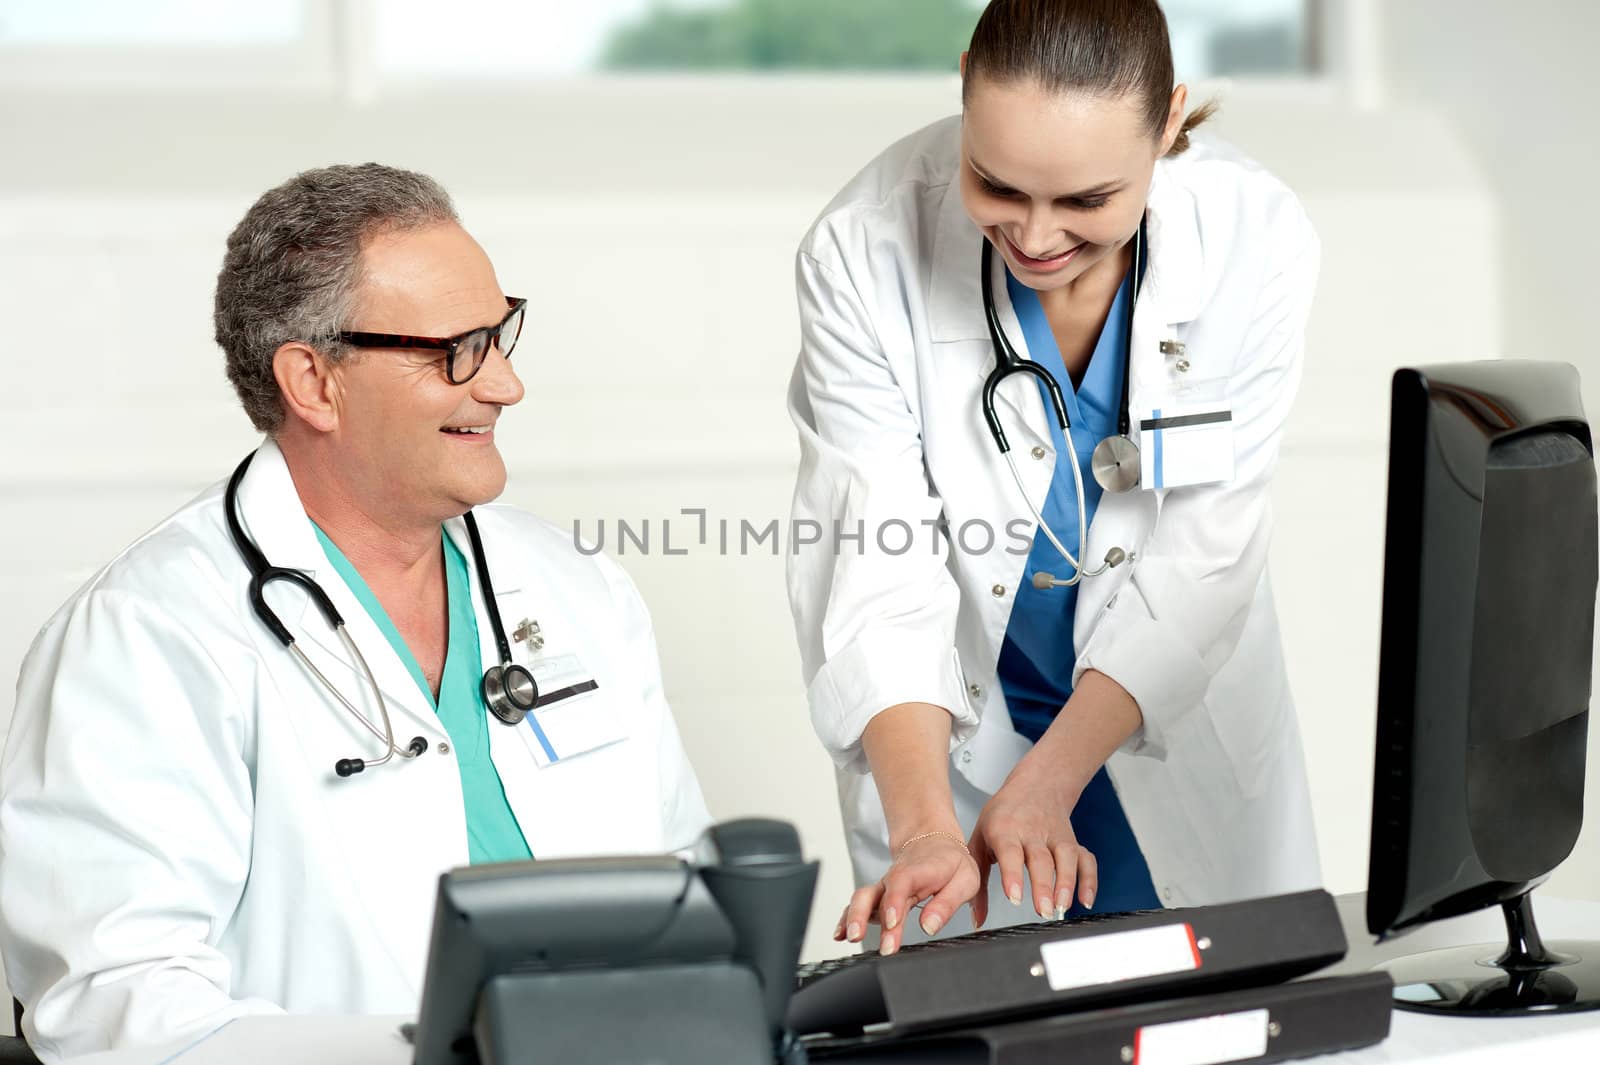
[337,296,527,385]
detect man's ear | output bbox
[273,341,342,434]
[959,50,968,79]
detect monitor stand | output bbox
[1376,889,1600,1016]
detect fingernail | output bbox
[1007,886,1022,905]
[847,921,862,941]
[1054,906,1065,921]
[885,906,898,931]
[922,913,944,935]
[1036,898,1050,919]
[1084,889,1096,910]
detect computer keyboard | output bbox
[787,890,1346,1039]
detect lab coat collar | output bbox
[442,514,525,599]
[232,436,326,578]
[1141,157,1207,325]
[926,173,988,345]
[926,152,1206,346]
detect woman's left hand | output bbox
[967,769,1098,928]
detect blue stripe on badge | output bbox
[524,713,559,763]
[1153,407,1165,490]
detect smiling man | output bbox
[0,164,711,1062]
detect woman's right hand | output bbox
[834,832,981,955]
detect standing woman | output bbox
[787,0,1322,954]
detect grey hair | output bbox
[213,163,459,433]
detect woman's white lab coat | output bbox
[787,117,1323,925]
[0,439,711,1062]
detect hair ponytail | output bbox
[1167,99,1218,156]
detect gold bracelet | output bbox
[895,830,970,861]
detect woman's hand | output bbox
[968,774,1098,928]
[834,833,980,955]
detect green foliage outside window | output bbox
[601,0,985,71]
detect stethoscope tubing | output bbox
[225,451,423,772]
[288,633,403,767]
[979,221,1145,585]
[223,449,533,776]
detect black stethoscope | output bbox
[979,221,1145,589]
[224,451,540,779]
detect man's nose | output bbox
[474,345,525,406]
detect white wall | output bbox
[1375,0,1600,903]
[0,44,1595,1031]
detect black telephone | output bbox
[409,818,819,1065]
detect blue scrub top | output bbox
[313,525,533,865]
[996,265,1160,914]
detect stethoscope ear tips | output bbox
[1031,548,1132,592]
[335,739,427,777]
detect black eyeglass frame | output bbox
[336,296,527,385]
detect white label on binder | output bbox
[1037,923,1200,991]
[1135,1009,1270,1065]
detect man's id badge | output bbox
[1139,402,1235,490]
[515,651,626,767]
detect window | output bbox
[1165,0,1314,78]
[0,1,1331,91]
[0,0,332,86]
[374,0,1319,81]
[0,0,304,47]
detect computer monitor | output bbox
[1365,359,1598,1015]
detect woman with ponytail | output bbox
[787,0,1323,953]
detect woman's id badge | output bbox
[1138,402,1235,490]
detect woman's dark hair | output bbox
[963,0,1215,156]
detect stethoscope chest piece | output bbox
[1091,434,1141,494]
[482,662,539,726]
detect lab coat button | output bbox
[961,750,974,765]
[437,742,451,756]
[992,584,1006,598]
[1176,358,1192,373]
[1162,887,1174,902]
[1030,446,1047,460]
[968,683,983,701]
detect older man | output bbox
[0,165,711,1062]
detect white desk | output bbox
[60,894,1600,1065]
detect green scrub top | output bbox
[313,523,533,864]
